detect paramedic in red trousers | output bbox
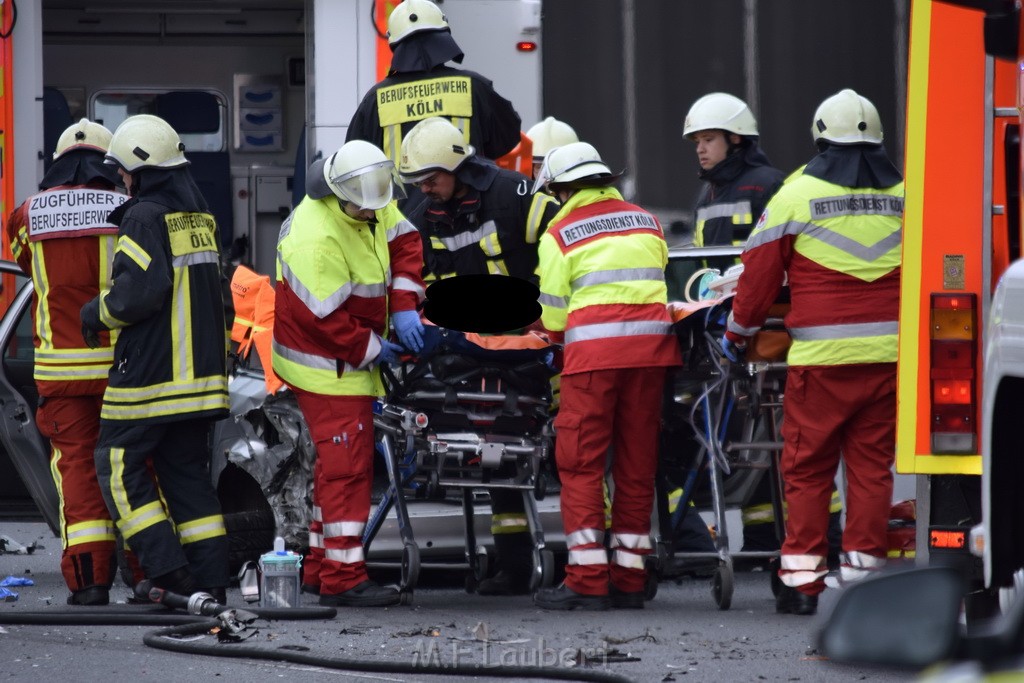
[273,140,425,607]
[722,89,904,616]
[4,120,127,605]
[398,116,559,596]
[347,0,521,171]
[532,142,682,610]
[81,115,231,601]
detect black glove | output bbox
[82,324,100,349]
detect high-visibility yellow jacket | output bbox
[537,187,681,376]
[726,171,904,366]
[272,197,424,396]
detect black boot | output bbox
[775,585,818,615]
[67,586,109,606]
[477,569,532,596]
[609,585,644,609]
[533,583,610,611]
[151,567,198,596]
[319,580,401,607]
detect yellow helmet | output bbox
[398,116,474,182]
[53,118,113,161]
[811,88,883,145]
[105,114,188,172]
[525,117,579,162]
[683,93,758,139]
[387,0,448,46]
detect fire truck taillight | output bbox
[516,41,538,52]
[930,293,977,454]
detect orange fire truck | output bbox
[900,0,1024,614]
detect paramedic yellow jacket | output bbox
[272,196,425,396]
[537,187,681,376]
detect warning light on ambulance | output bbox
[929,293,977,454]
[516,41,538,52]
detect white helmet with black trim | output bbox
[811,88,884,145]
[398,116,474,182]
[53,118,113,161]
[532,141,618,194]
[526,117,579,162]
[387,0,448,46]
[105,114,188,172]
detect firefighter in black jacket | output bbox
[347,0,521,168]
[399,116,559,595]
[81,114,230,601]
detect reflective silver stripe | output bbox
[780,554,824,571]
[308,531,324,548]
[323,521,365,538]
[747,219,902,262]
[609,533,652,550]
[434,220,498,252]
[568,548,608,566]
[279,259,353,319]
[840,565,883,583]
[66,521,116,544]
[171,251,220,268]
[571,267,664,290]
[842,551,887,569]
[780,569,828,587]
[696,200,752,222]
[392,276,425,300]
[612,549,646,570]
[386,219,419,240]
[565,320,670,344]
[539,292,568,309]
[492,515,529,528]
[727,312,762,337]
[312,505,322,521]
[566,528,604,548]
[178,516,227,544]
[325,546,366,564]
[788,321,898,341]
[35,349,115,362]
[808,194,904,220]
[526,193,556,244]
[272,339,354,373]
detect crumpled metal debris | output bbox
[0,534,37,555]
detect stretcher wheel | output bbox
[712,563,734,610]
[399,590,414,606]
[539,549,555,589]
[401,541,420,591]
[643,572,659,601]
[473,546,491,581]
[770,568,782,597]
[534,470,547,501]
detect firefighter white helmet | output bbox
[323,140,398,210]
[105,115,188,172]
[811,88,884,145]
[683,93,758,138]
[526,117,580,162]
[398,116,474,182]
[387,0,448,46]
[53,118,113,161]
[533,141,615,194]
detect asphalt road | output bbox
[0,521,915,683]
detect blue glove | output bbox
[375,339,405,366]
[543,351,557,372]
[722,337,746,363]
[392,310,425,353]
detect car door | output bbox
[0,260,59,536]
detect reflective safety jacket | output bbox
[538,187,681,376]
[80,177,229,424]
[403,165,558,282]
[693,143,784,248]
[347,66,522,167]
[5,183,126,397]
[272,198,425,397]
[726,171,904,366]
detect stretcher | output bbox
[364,325,559,600]
[653,295,790,610]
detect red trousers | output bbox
[37,395,117,593]
[778,364,896,595]
[293,389,374,595]
[555,367,666,595]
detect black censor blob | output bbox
[422,274,541,333]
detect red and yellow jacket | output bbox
[5,183,126,397]
[537,187,680,376]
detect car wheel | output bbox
[218,463,277,576]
